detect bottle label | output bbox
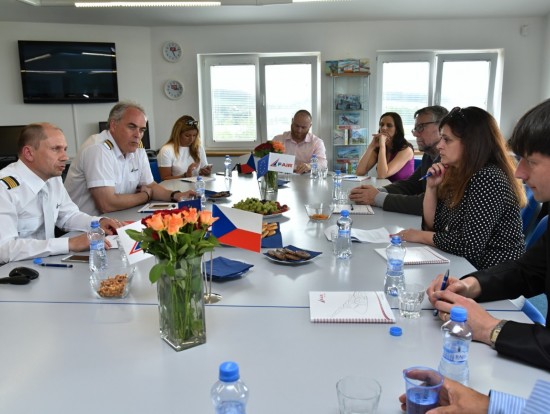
[90,240,99,251]
[338,229,350,238]
[442,340,470,363]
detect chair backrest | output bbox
[521,185,542,235]
[526,215,548,250]
[149,160,161,183]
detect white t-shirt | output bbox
[157,144,208,177]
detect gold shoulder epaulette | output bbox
[0,176,20,189]
[103,139,114,150]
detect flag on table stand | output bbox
[211,204,262,252]
[256,155,269,179]
[237,153,256,174]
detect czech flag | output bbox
[238,153,256,174]
[211,204,262,252]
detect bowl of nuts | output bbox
[90,265,136,299]
[304,203,334,221]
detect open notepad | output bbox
[333,204,374,215]
[375,246,450,265]
[309,291,395,323]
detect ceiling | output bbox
[2,0,550,27]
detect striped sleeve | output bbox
[487,389,525,414]
[522,380,550,414]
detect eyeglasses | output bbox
[449,106,467,122]
[185,119,199,127]
[411,121,436,134]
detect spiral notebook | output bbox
[375,246,450,265]
[333,204,374,215]
[309,291,395,323]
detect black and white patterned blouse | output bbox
[432,164,525,270]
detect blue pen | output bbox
[433,269,450,316]
[418,171,433,181]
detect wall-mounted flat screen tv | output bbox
[18,40,119,104]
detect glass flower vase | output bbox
[258,171,278,201]
[156,256,206,351]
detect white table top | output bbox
[0,173,545,413]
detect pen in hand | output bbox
[433,269,450,316]
[418,171,433,181]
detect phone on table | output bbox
[61,254,90,263]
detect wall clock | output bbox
[162,41,182,62]
[164,80,184,100]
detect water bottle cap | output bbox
[391,235,402,244]
[389,326,402,336]
[197,176,203,181]
[312,154,317,158]
[219,361,240,382]
[335,169,341,175]
[450,306,467,322]
[341,210,349,217]
[90,220,99,228]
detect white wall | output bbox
[0,22,153,157]
[0,16,548,163]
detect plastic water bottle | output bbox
[195,175,206,210]
[333,169,343,203]
[384,235,405,305]
[211,361,249,414]
[439,306,472,386]
[310,154,319,179]
[224,155,232,180]
[88,220,107,272]
[335,210,353,259]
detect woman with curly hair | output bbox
[397,106,526,270]
[355,112,414,181]
[158,115,211,180]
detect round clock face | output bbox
[162,41,182,62]
[164,80,184,100]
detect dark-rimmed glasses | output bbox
[411,122,436,134]
[449,106,467,121]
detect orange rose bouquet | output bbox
[126,207,219,351]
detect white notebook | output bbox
[375,246,450,265]
[333,204,374,215]
[309,291,395,323]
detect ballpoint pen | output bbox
[433,269,450,316]
[418,171,433,181]
[33,258,73,268]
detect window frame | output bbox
[198,52,320,151]
[375,49,502,146]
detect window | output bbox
[199,53,320,151]
[376,50,501,147]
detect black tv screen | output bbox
[18,40,119,104]
[0,125,25,160]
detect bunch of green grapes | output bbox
[233,198,279,215]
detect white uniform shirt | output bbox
[64,130,154,215]
[157,144,208,177]
[0,160,100,263]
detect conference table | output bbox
[1,173,548,413]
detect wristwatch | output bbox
[170,191,182,202]
[490,320,508,349]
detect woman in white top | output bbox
[158,115,212,180]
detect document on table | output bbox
[333,204,374,215]
[324,225,390,243]
[375,246,450,265]
[342,175,371,182]
[309,291,395,323]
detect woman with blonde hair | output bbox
[396,106,526,270]
[158,115,211,180]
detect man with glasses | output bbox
[65,102,194,215]
[273,109,327,174]
[349,105,448,215]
